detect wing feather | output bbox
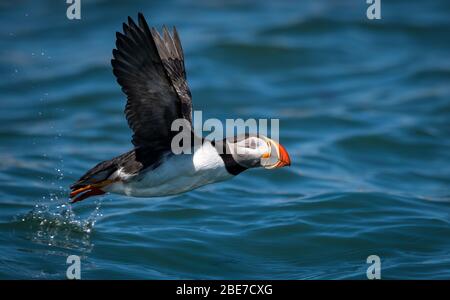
[111,13,192,148]
[151,22,192,123]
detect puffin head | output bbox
[224,134,291,169]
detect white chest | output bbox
[106,142,233,197]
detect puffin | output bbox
[69,13,291,203]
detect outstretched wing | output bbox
[111,13,192,149]
[151,25,192,123]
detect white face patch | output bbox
[228,136,271,168]
[233,137,268,155]
[260,139,280,169]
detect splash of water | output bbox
[17,200,102,253]
[17,153,104,253]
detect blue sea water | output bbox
[0,0,449,279]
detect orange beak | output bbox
[261,139,291,169]
[274,143,291,168]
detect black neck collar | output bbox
[210,139,247,176]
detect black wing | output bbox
[111,13,192,149]
[151,25,192,123]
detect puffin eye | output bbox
[248,139,257,149]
